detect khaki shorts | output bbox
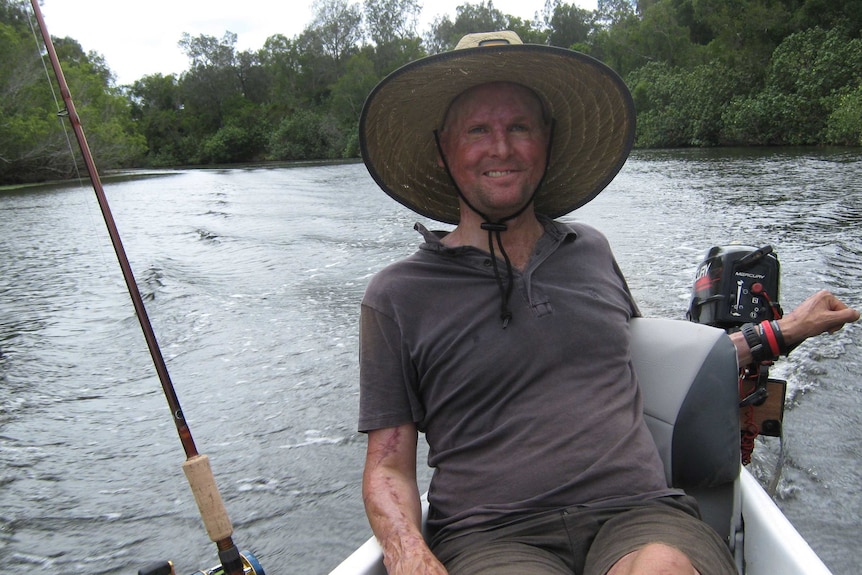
[431,496,738,575]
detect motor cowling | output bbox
[687,245,782,329]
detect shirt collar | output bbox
[414,215,578,253]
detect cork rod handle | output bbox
[182,454,234,542]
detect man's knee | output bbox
[607,543,698,575]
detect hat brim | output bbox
[359,44,636,225]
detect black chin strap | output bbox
[480,221,516,327]
[433,122,555,328]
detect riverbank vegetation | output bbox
[2,0,861,184]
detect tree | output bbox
[329,50,379,128]
[310,0,364,71]
[291,0,365,108]
[178,32,242,135]
[175,31,274,164]
[595,0,638,28]
[629,61,743,146]
[693,0,793,76]
[1,5,144,183]
[591,0,641,75]
[824,86,862,146]
[635,0,702,68]
[548,2,595,49]
[258,33,303,116]
[1,2,52,183]
[179,31,239,69]
[293,28,338,105]
[426,1,509,53]
[7,0,862,181]
[722,27,862,145]
[795,0,862,37]
[364,0,424,74]
[269,108,346,160]
[128,73,189,166]
[364,0,420,45]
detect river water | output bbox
[1,149,860,574]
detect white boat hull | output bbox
[739,468,831,574]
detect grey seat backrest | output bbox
[630,317,741,543]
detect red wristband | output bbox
[759,320,781,358]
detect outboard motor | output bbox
[687,245,787,464]
[688,245,781,328]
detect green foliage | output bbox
[767,27,862,100]
[548,3,594,49]
[629,61,743,147]
[310,0,363,70]
[795,0,862,37]
[591,0,645,77]
[269,109,346,161]
[426,1,510,53]
[693,0,794,76]
[824,86,862,145]
[201,125,258,164]
[364,0,422,45]
[722,91,795,145]
[369,37,425,76]
[721,27,862,145]
[129,74,188,165]
[1,3,146,184]
[329,52,380,127]
[343,126,361,158]
[198,97,268,164]
[620,6,862,148]
[636,1,703,68]
[178,33,244,135]
[1,7,49,182]
[5,0,862,184]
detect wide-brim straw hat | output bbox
[359,31,636,225]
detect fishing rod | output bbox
[27,3,262,574]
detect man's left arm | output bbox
[731,289,860,366]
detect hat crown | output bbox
[454,31,523,50]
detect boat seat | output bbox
[330,317,742,574]
[631,317,741,545]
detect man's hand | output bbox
[381,533,449,575]
[779,290,860,346]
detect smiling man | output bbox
[356,31,859,575]
[435,82,552,275]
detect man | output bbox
[357,32,859,575]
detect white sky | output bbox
[38,0,597,85]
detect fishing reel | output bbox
[687,245,787,464]
[138,551,265,575]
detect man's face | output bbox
[438,82,550,221]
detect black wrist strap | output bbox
[742,320,794,363]
[770,320,789,355]
[741,322,768,363]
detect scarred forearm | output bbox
[363,425,448,575]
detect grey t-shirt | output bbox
[359,218,677,541]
